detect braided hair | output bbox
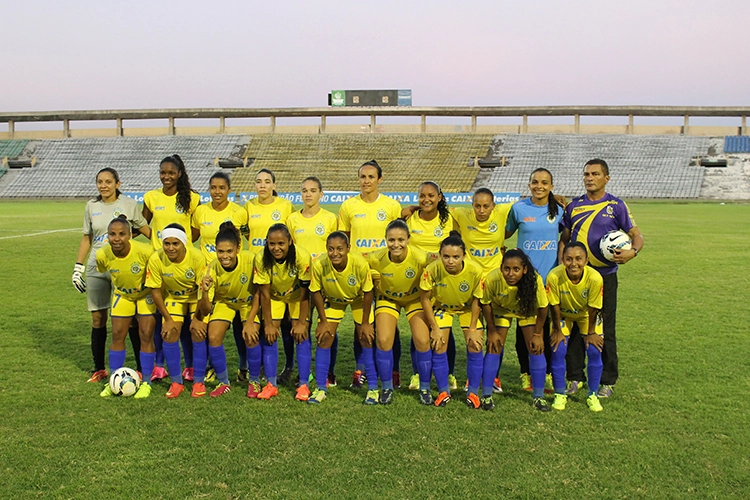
[419,181,450,228]
[502,248,538,318]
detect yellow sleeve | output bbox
[190,192,201,214]
[535,274,548,308]
[473,274,484,301]
[480,275,494,305]
[589,270,604,310]
[145,253,163,289]
[95,248,107,274]
[359,259,374,293]
[252,252,271,285]
[191,205,203,230]
[419,267,434,292]
[366,252,381,282]
[337,201,351,231]
[546,272,560,306]
[298,251,312,282]
[309,260,323,293]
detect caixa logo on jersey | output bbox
[523,240,557,251]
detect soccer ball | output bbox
[109,367,141,397]
[600,230,632,262]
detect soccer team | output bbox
[74,156,643,411]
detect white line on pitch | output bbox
[0,228,79,240]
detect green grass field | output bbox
[1,200,749,499]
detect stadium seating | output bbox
[481,134,713,198]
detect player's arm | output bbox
[197,268,213,317]
[466,297,483,351]
[529,305,548,355]
[559,227,571,263]
[142,204,153,224]
[401,205,419,220]
[258,284,279,343]
[584,306,604,352]
[190,225,201,243]
[134,224,152,240]
[549,304,565,352]
[242,294,261,345]
[359,288,375,343]
[613,226,643,264]
[291,285,310,342]
[312,291,335,343]
[481,301,498,337]
[72,234,92,293]
[150,287,178,338]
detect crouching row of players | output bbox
[97,214,605,412]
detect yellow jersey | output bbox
[95,240,154,299]
[143,189,201,250]
[367,246,427,303]
[310,253,373,304]
[337,194,402,257]
[420,259,483,312]
[406,211,455,261]
[145,246,205,303]
[206,250,257,304]
[481,269,548,319]
[286,208,338,261]
[253,247,312,301]
[245,196,294,250]
[452,204,512,277]
[192,201,249,263]
[546,265,603,321]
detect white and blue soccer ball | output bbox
[600,230,632,262]
[109,367,141,397]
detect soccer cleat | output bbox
[191,382,206,398]
[448,374,458,390]
[434,391,452,407]
[210,383,231,398]
[551,393,568,411]
[205,368,217,383]
[350,370,366,388]
[308,389,327,404]
[87,370,108,383]
[566,380,583,395]
[463,380,469,392]
[363,390,379,405]
[533,397,551,412]
[150,366,168,382]
[392,371,401,389]
[166,382,185,399]
[493,377,503,394]
[237,369,249,383]
[182,367,194,382]
[480,395,495,411]
[327,372,337,387]
[133,382,152,399]
[520,373,532,392]
[246,381,262,398]
[99,384,114,398]
[597,385,614,398]
[257,383,278,400]
[465,392,480,410]
[545,373,554,394]
[587,394,604,412]
[295,384,311,402]
[408,374,420,390]
[379,388,394,405]
[419,390,433,406]
[278,366,293,385]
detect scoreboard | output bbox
[329,89,412,107]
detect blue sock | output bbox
[466,350,483,395]
[180,323,193,368]
[232,314,247,370]
[109,349,126,372]
[140,351,155,382]
[209,345,229,384]
[247,344,262,381]
[362,346,378,390]
[416,349,432,391]
[192,340,208,383]
[315,347,331,392]
[496,348,505,377]
[376,348,393,390]
[163,341,183,384]
[551,338,568,394]
[261,338,278,386]
[410,338,418,374]
[482,353,501,397]
[297,337,312,387]
[330,333,338,374]
[447,332,456,375]
[586,344,603,395]
[392,333,401,374]
[530,353,546,398]
[153,318,164,366]
[354,335,364,372]
[433,351,450,393]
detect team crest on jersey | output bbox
[288,267,297,277]
[377,209,387,221]
[315,223,325,236]
[347,275,357,286]
[547,214,556,223]
[582,289,589,299]
[240,273,248,285]
[405,268,416,279]
[458,280,470,293]
[185,268,196,280]
[113,209,123,218]
[433,226,443,238]
[488,222,498,233]
[130,262,142,274]
[175,203,185,215]
[272,210,281,221]
[606,206,613,215]
[146,295,154,305]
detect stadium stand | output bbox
[480,134,713,198]
[724,135,750,154]
[0,136,248,198]
[0,140,29,159]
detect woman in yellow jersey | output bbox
[338,160,403,387]
[196,222,261,399]
[95,215,156,399]
[192,171,250,383]
[245,168,297,383]
[253,223,312,401]
[308,232,374,404]
[367,220,431,405]
[546,241,604,412]
[420,232,483,408]
[286,176,339,386]
[142,154,201,382]
[481,249,549,412]
[145,223,207,399]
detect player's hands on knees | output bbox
[359,322,375,343]
[584,334,604,352]
[190,318,207,340]
[162,319,179,340]
[315,320,335,343]
[243,322,260,345]
[264,323,280,344]
[551,329,566,352]
[430,326,444,351]
[466,327,483,351]
[72,263,86,293]
[291,320,308,343]
[529,334,544,355]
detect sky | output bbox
[2,1,749,114]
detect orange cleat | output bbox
[257,383,279,400]
[165,382,184,399]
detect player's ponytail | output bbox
[420,181,450,228]
[216,221,241,248]
[107,213,131,231]
[503,248,538,317]
[440,230,465,254]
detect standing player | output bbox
[546,242,604,412]
[95,215,156,398]
[420,232,484,408]
[561,159,644,398]
[308,232,374,404]
[192,172,250,382]
[253,224,312,401]
[74,167,150,382]
[338,160,403,387]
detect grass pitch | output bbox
[0,200,748,499]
